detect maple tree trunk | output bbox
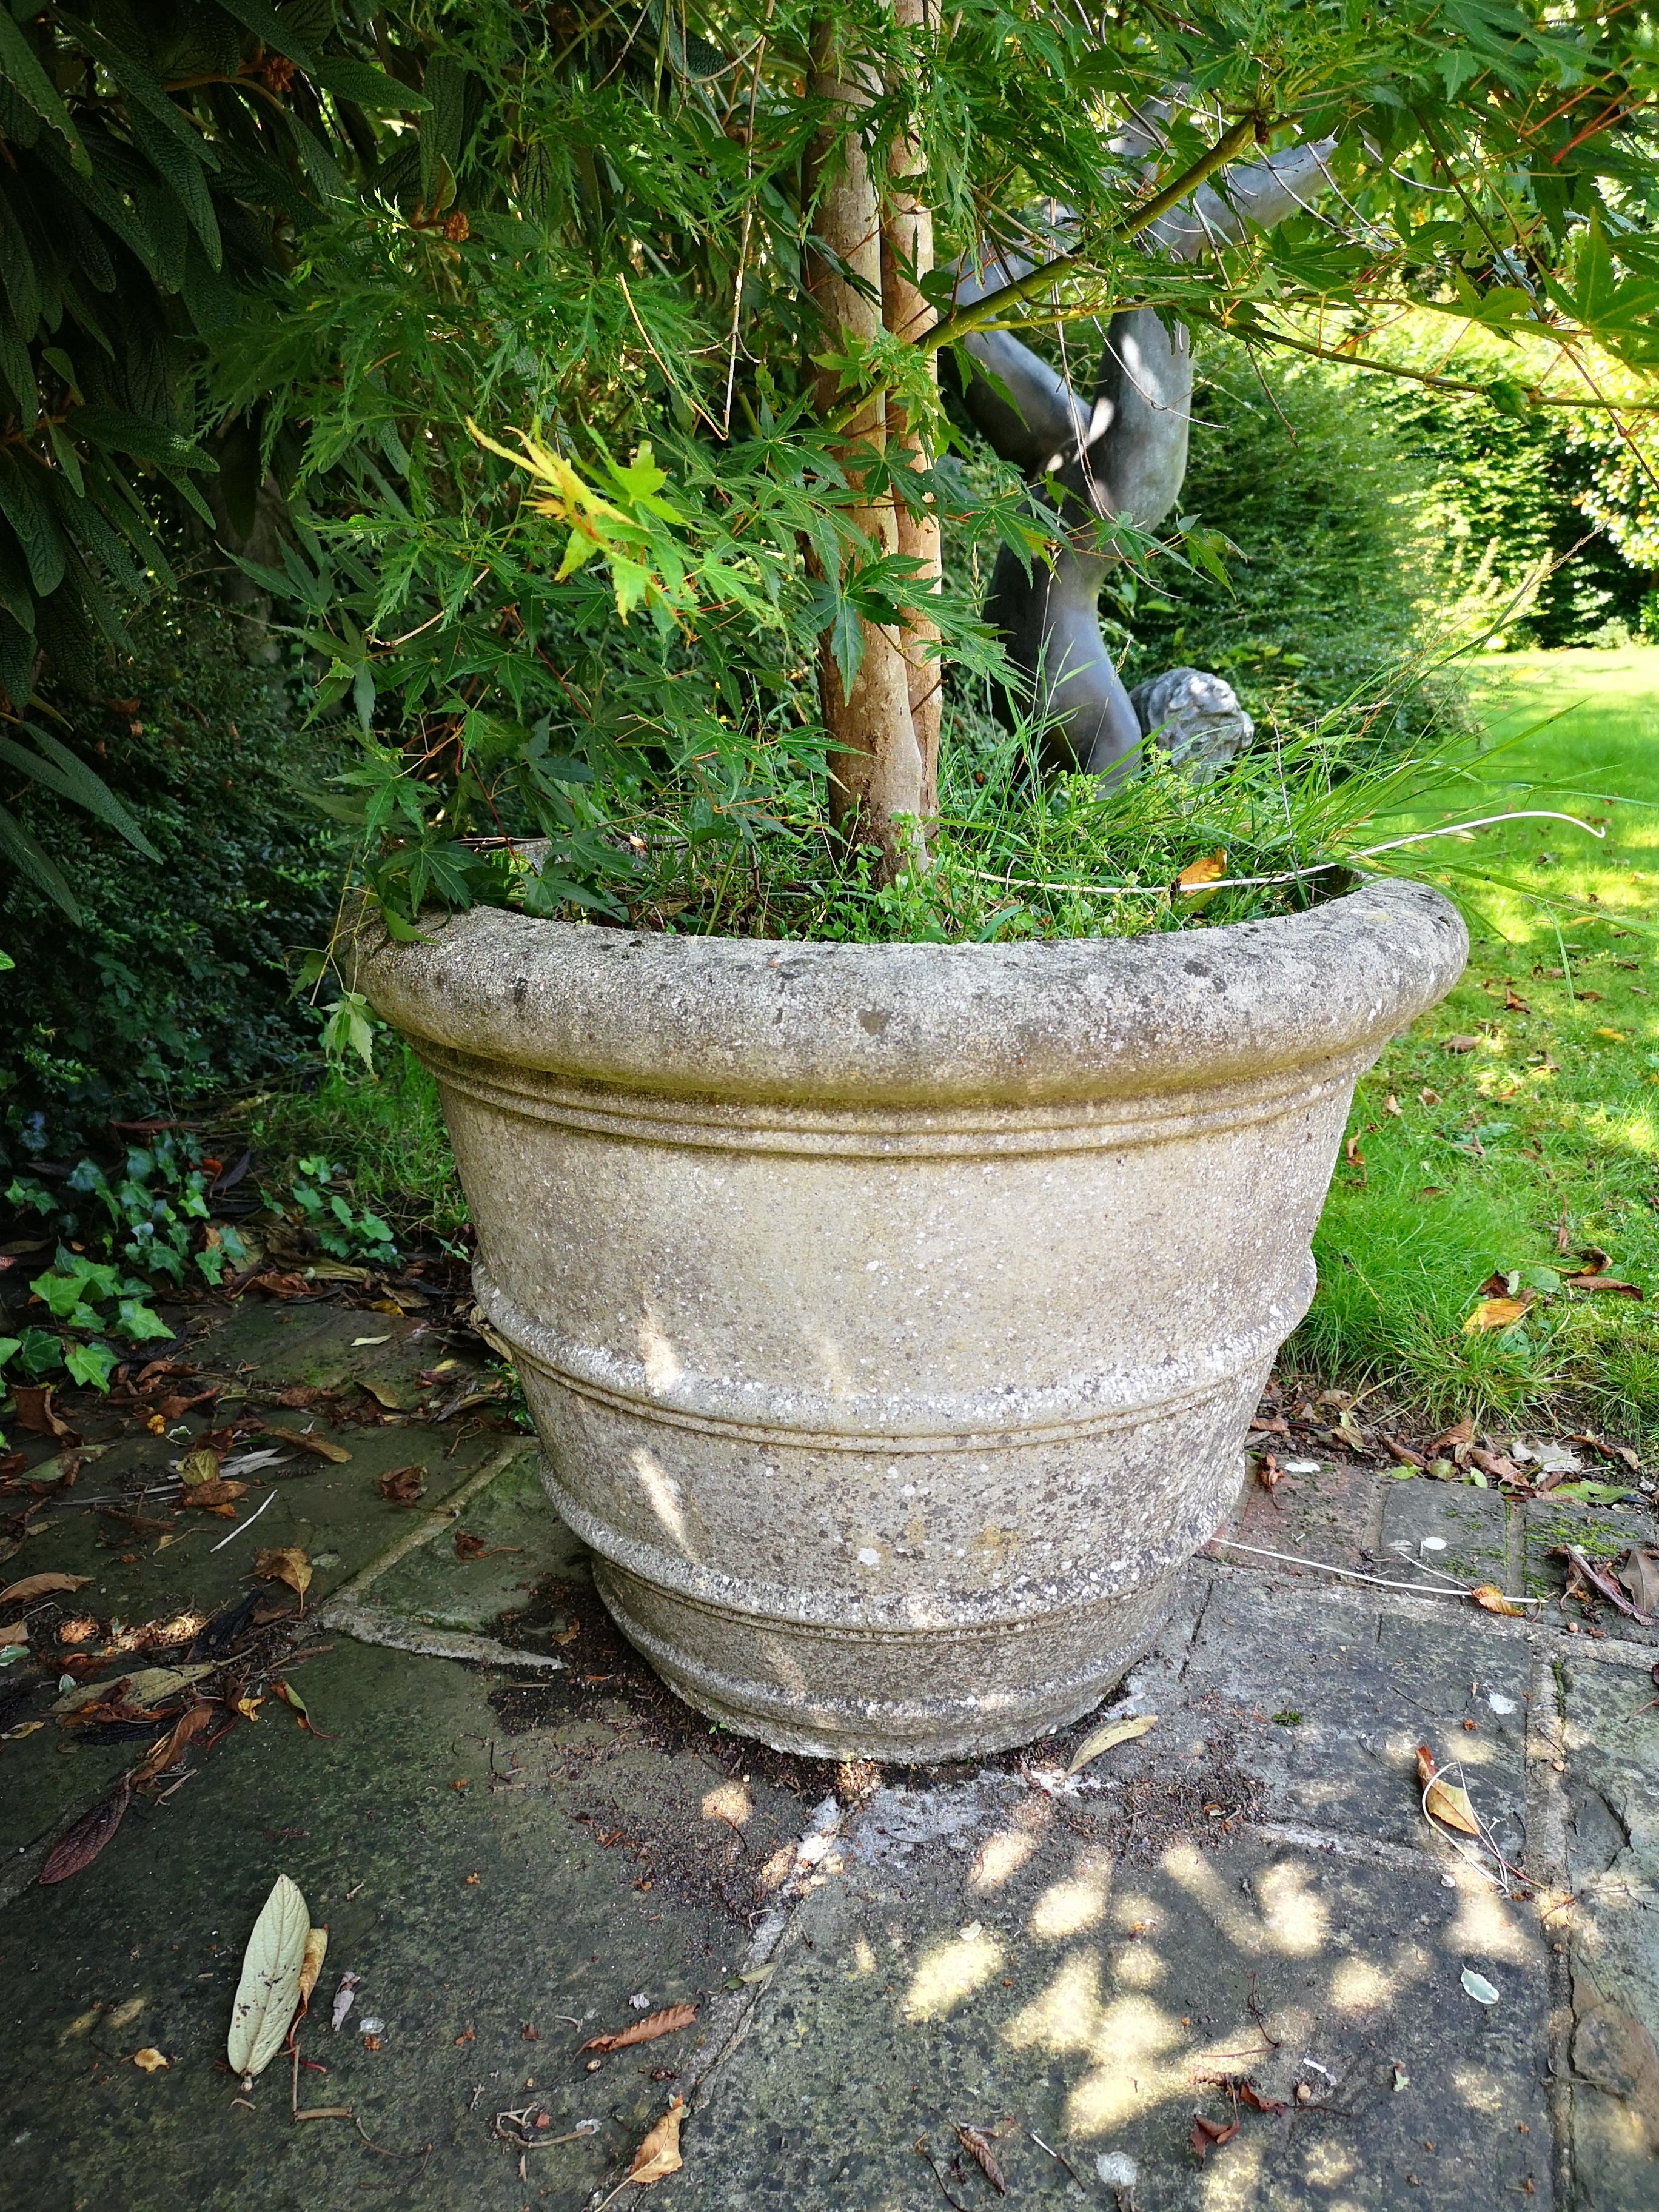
[806,12,925,876]
[880,0,941,826]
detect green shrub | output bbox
[0,595,342,1153]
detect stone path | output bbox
[1,1297,1655,2210]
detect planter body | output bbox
[351,882,1464,1760]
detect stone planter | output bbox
[349,880,1464,1760]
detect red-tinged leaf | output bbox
[1382,1436,1426,1470]
[39,1776,131,1884]
[956,2125,1008,2195]
[378,1464,427,1504]
[578,2002,698,2054]
[1190,2113,1239,2160]
[273,1678,338,1738]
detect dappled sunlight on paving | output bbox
[900,1925,1007,2021]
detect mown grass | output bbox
[1298,646,1659,1432]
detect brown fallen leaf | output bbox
[1553,1544,1655,1626]
[1617,1550,1659,1618]
[56,1614,99,1644]
[579,2002,698,2055]
[1191,2113,1240,2160]
[1176,849,1226,892]
[12,1385,76,1441]
[1419,1087,1441,1106]
[1471,1585,1529,1618]
[628,2096,684,2184]
[1236,2080,1291,2116]
[956,2124,1008,2195]
[1382,1092,1402,1116]
[1504,987,1530,1013]
[132,2047,169,2072]
[1344,1135,1365,1171]
[1467,1446,1526,1486]
[39,1777,132,1885]
[1381,1436,1426,1471]
[1248,1414,1290,1437]
[132,1701,217,1785]
[1255,1452,1283,1490]
[1417,1742,1481,1837]
[0,1621,26,1648]
[1464,1295,1532,1334]
[1443,1034,1479,1054]
[1572,1432,1642,1475]
[0,1570,93,1606]
[1563,1274,1643,1298]
[264,1427,352,1464]
[179,1478,249,1508]
[378,1464,427,1505]
[255,1547,313,1602]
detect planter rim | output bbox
[346,877,1466,1108]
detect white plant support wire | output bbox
[210,1486,277,1552]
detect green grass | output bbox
[1298,645,1659,1432]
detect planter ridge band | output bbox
[350,882,1465,1759]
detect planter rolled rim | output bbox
[346,877,1466,1760]
[345,875,1466,1108]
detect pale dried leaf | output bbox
[298,1926,329,2007]
[1067,1712,1157,1775]
[227,1874,311,2079]
[176,1449,220,1487]
[264,1426,352,1463]
[132,2046,169,2071]
[53,1663,215,1714]
[628,2096,684,2183]
[1461,1968,1500,2005]
[579,2002,697,2054]
[331,1972,360,2031]
[1618,1549,1659,1617]
[1471,1585,1529,1618]
[0,1571,92,1605]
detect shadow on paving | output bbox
[2,1311,1658,2210]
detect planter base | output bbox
[588,1542,1193,1762]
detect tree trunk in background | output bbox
[880,0,941,826]
[806,14,925,876]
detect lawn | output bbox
[1298,646,1659,1432]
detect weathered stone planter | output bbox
[349,880,1465,1760]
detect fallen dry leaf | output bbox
[1191,2112,1240,2160]
[0,1570,93,1606]
[1572,1432,1642,1474]
[1443,1034,1479,1054]
[1553,1544,1654,1625]
[39,1777,132,1885]
[0,1621,26,1647]
[1618,1550,1659,1617]
[179,1478,249,1509]
[12,1385,76,1440]
[1175,849,1227,891]
[1255,1452,1283,1490]
[254,1547,313,1602]
[579,2002,698,2055]
[233,1694,264,1722]
[1467,1445,1526,1486]
[1419,1087,1441,1106]
[1067,1712,1157,1775]
[176,1448,220,1487]
[1504,987,1530,1013]
[1463,1295,1532,1333]
[1381,1436,1426,1471]
[332,1972,360,2031]
[227,1874,311,2079]
[1382,1092,1402,1116]
[298,1926,329,2009]
[378,1464,427,1505]
[956,2125,1008,2195]
[1471,1585,1529,1618]
[53,1663,216,1715]
[133,1701,217,1785]
[628,2096,684,2184]
[1417,1743,1481,1837]
[1563,1273,1643,1298]
[132,2047,169,2072]
[56,1615,99,1644]
[264,1426,352,1464]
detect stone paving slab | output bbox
[3,1323,1657,2212]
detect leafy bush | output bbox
[0,594,341,1151]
